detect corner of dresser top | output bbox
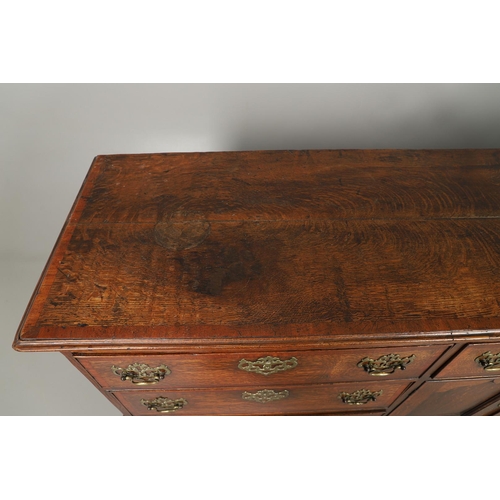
[12,329,36,352]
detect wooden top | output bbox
[14,150,500,351]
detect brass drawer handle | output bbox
[238,356,298,376]
[339,389,383,405]
[357,354,416,376]
[141,396,187,413]
[111,363,171,385]
[242,389,290,403]
[475,351,500,372]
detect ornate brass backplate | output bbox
[238,356,298,376]
[111,363,171,385]
[141,396,187,413]
[339,389,383,405]
[357,353,416,376]
[475,351,500,371]
[241,389,290,403]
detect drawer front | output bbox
[77,345,448,390]
[113,380,411,416]
[391,378,500,416]
[435,342,500,379]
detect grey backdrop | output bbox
[1,84,500,415]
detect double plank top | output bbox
[14,150,500,349]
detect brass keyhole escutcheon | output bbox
[241,389,290,403]
[238,356,298,376]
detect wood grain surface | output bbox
[14,150,500,348]
[79,150,500,222]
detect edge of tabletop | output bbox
[12,155,107,351]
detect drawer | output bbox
[435,342,500,379]
[77,344,448,390]
[113,380,411,416]
[390,378,500,416]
